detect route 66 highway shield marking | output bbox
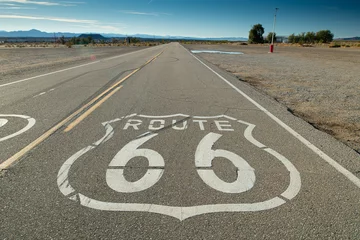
[57,114,301,221]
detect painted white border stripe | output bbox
[0,114,36,142]
[184,46,360,189]
[57,114,301,221]
[0,45,163,89]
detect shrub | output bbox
[248,24,265,44]
[329,43,341,48]
[266,32,276,43]
[316,30,334,43]
[65,41,73,48]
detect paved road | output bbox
[1,42,360,239]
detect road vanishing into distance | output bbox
[1,43,360,239]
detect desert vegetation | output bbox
[248,24,342,46]
[288,30,334,44]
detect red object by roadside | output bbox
[270,44,274,53]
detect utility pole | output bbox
[270,7,279,53]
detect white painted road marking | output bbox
[0,114,36,143]
[195,132,255,194]
[0,119,8,128]
[122,118,237,132]
[184,45,360,189]
[33,92,46,98]
[106,133,165,193]
[33,88,56,98]
[57,114,301,221]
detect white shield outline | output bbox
[0,114,36,142]
[57,114,301,221]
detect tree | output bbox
[266,32,277,43]
[87,36,93,44]
[297,32,306,44]
[316,30,334,43]
[305,32,316,43]
[80,37,89,45]
[128,37,140,44]
[288,33,296,43]
[248,24,265,44]
[59,35,66,45]
[69,37,77,45]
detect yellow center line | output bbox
[0,51,163,171]
[64,86,122,132]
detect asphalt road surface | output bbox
[1,43,360,239]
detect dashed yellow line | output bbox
[0,51,163,170]
[64,86,122,132]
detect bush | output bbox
[288,30,334,44]
[65,41,73,48]
[248,24,265,44]
[266,32,276,43]
[305,32,316,43]
[329,43,341,48]
[316,30,334,43]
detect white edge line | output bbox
[0,45,163,89]
[183,45,360,189]
[0,61,99,88]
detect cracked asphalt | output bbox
[1,43,360,239]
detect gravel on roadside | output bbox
[185,44,360,154]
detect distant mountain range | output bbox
[78,34,107,40]
[0,29,248,41]
[0,29,78,38]
[336,37,360,41]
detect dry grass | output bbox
[0,41,162,49]
[185,44,360,153]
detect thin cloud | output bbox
[119,10,158,16]
[0,14,97,23]
[119,10,171,16]
[0,6,36,8]
[60,1,85,3]
[148,0,153,4]
[69,23,126,33]
[0,0,83,6]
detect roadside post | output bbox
[270,8,279,53]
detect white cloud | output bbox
[68,23,126,33]
[60,1,85,3]
[119,10,171,17]
[0,14,97,23]
[0,0,84,6]
[0,14,126,33]
[0,6,36,8]
[119,10,158,16]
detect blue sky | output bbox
[0,0,359,38]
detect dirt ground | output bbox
[185,44,360,154]
[0,46,147,82]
